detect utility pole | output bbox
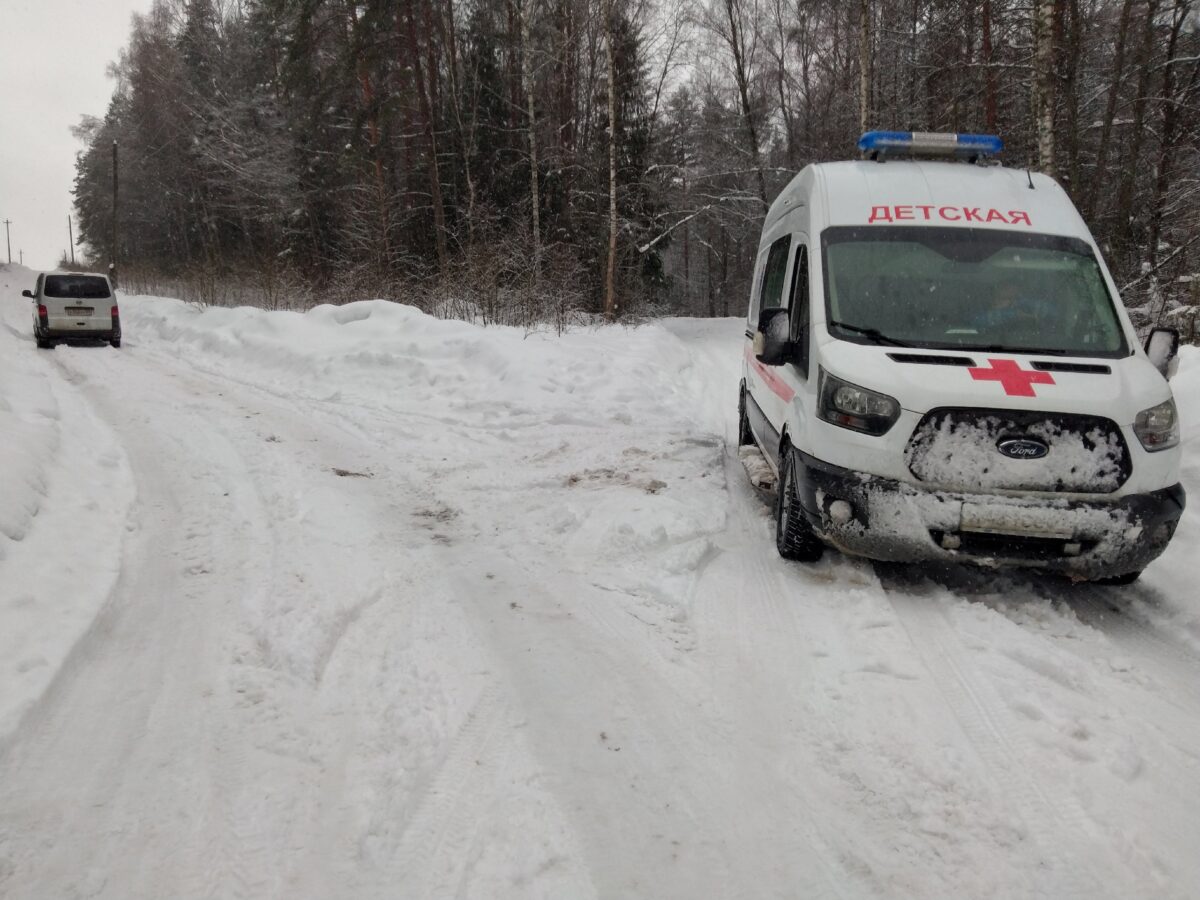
[68,215,75,265]
[19,250,24,265]
[3,219,11,264]
[110,140,119,287]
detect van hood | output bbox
[817,338,1170,426]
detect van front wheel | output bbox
[776,447,824,562]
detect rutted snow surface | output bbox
[1,265,1199,899]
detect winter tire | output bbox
[775,446,824,562]
[110,338,121,348]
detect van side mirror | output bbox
[754,307,792,366]
[1145,327,1180,378]
[21,289,33,299]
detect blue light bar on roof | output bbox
[858,131,1004,159]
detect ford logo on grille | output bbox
[997,437,1049,460]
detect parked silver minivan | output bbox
[24,272,121,349]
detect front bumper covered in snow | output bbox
[791,450,1185,580]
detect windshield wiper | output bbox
[828,321,914,347]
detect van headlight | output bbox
[818,369,901,436]
[1133,398,1179,452]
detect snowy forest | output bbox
[71,0,1199,325]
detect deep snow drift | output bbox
[1,263,1199,899]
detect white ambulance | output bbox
[740,131,1184,583]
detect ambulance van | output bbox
[740,131,1184,583]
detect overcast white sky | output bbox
[0,0,155,271]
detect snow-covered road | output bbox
[2,264,1199,899]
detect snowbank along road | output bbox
[2,263,1199,899]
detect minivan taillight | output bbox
[111,305,119,318]
[37,304,48,323]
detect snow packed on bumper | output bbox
[812,476,1176,578]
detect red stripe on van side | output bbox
[744,344,796,403]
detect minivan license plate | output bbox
[65,307,94,316]
[960,503,1074,539]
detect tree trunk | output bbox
[360,63,391,267]
[705,229,715,318]
[772,0,797,168]
[682,217,691,311]
[556,0,577,228]
[604,0,618,319]
[1146,1,1198,269]
[858,0,871,132]
[1087,0,1136,219]
[798,11,813,152]
[981,0,997,132]
[400,0,449,275]
[1032,0,1057,177]
[722,0,768,208]
[1059,0,1083,200]
[345,2,390,268]
[506,0,522,132]
[438,0,478,245]
[719,226,729,317]
[520,0,542,283]
[1114,0,1161,247]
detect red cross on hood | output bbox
[968,358,1056,397]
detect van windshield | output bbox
[821,226,1129,357]
[44,275,111,300]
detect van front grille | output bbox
[905,407,1131,494]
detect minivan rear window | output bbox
[821,226,1129,358]
[44,275,111,299]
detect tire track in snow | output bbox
[1035,585,1200,759]
[1060,585,1200,673]
[718,453,1023,898]
[449,552,784,900]
[684,455,864,900]
[548,450,848,898]
[1,341,401,899]
[951,573,1200,754]
[0,404,271,898]
[151,348,601,898]
[0,318,29,342]
[385,686,515,899]
[144,356,428,900]
[886,588,1115,900]
[73,349,278,900]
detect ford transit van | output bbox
[740,131,1184,583]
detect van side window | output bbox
[759,236,792,314]
[747,251,769,326]
[788,244,811,376]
